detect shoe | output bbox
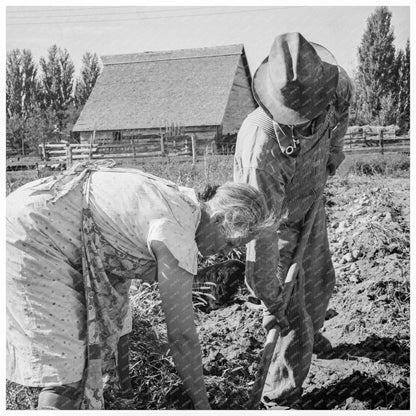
[263,399,301,410]
[262,389,302,410]
[118,388,135,406]
[313,332,333,355]
[265,404,293,410]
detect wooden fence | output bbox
[213,131,410,156]
[343,131,410,154]
[25,130,410,171]
[39,134,197,167]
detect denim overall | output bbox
[234,106,337,405]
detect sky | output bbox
[4,2,412,78]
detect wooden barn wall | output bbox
[79,126,218,155]
[80,131,94,142]
[221,56,257,135]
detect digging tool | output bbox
[248,198,321,409]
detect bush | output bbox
[340,153,410,177]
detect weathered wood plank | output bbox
[93,151,164,159]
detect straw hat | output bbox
[253,32,339,125]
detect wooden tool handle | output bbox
[247,326,280,409]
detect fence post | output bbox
[131,139,136,160]
[89,130,96,160]
[379,130,384,155]
[66,143,73,168]
[41,142,46,160]
[191,134,197,164]
[160,134,165,155]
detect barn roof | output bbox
[72,44,249,132]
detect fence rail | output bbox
[32,131,411,168]
[215,132,410,155]
[343,132,410,154]
[39,134,197,167]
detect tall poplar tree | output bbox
[75,52,101,108]
[356,6,397,125]
[6,49,40,154]
[6,49,39,118]
[396,40,410,132]
[39,44,75,128]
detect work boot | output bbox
[262,387,303,410]
[313,332,333,356]
[264,404,293,410]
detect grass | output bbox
[337,152,410,177]
[120,154,234,192]
[6,154,235,196]
[6,151,410,197]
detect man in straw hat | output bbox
[234,32,354,408]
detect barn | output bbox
[72,44,257,155]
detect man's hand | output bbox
[262,308,289,332]
[262,311,278,331]
[327,152,345,176]
[326,160,337,176]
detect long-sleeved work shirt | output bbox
[234,66,353,315]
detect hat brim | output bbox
[253,42,339,125]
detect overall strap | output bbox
[246,107,276,138]
[246,105,335,158]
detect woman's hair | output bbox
[203,182,277,240]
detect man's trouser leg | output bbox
[262,202,335,407]
[302,203,336,334]
[262,270,314,407]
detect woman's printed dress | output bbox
[6,162,201,409]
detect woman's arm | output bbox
[151,240,210,410]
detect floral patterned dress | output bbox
[6,162,201,409]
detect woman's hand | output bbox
[151,240,210,410]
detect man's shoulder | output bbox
[336,66,354,105]
[241,107,275,136]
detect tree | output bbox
[6,115,27,153]
[356,6,397,125]
[6,49,41,155]
[6,49,39,118]
[349,70,368,125]
[378,93,396,127]
[6,106,60,155]
[39,44,75,129]
[396,40,410,132]
[75,52,101,108]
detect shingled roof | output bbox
[72,44,249,132]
